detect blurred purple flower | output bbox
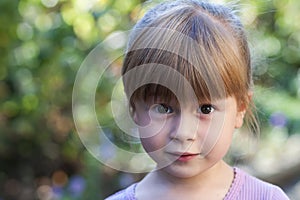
[68,175,86,197]
[52,186,63,198]
[269,112,288,128]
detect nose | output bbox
[169,112,198,142]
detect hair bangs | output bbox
[124,47,228,108]
[123,4,250,108]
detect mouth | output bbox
[168,152,201,162]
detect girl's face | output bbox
[133,96,245,178]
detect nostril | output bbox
[187,137,196,141]
[170,131,197,142]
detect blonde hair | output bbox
[122,0,259,135]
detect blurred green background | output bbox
[0,0,300,199]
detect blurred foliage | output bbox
[0,0,299,199]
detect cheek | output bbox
[136,109,170,141]
[211,128,233,157]
[201,113,235,156]
[140,135,166,154]
[135,111,151,126]
[138,121,169,153]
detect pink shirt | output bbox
[105,168,290,200]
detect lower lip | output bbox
[176,154,199,162]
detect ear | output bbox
[132,111,138,124]
[235,109,246,128]
[235,92,252,129]
[129,105,139,124]
[130,103,145,126]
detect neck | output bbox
[136,161,235,200]
[154,161,233,190]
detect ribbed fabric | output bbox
[223,168,290,200]
[105,167,290,200]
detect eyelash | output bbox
[198,104,215,115]
[152,104,174,114]
[151,104,215,115]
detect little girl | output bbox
[106,0,290,199]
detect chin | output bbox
[162,163,207,179]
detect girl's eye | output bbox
[198,104,215,114]
[153,104,173,114]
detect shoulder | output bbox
[105,183,137,200]
[228,167,290,200]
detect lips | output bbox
[168,152,200,162]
